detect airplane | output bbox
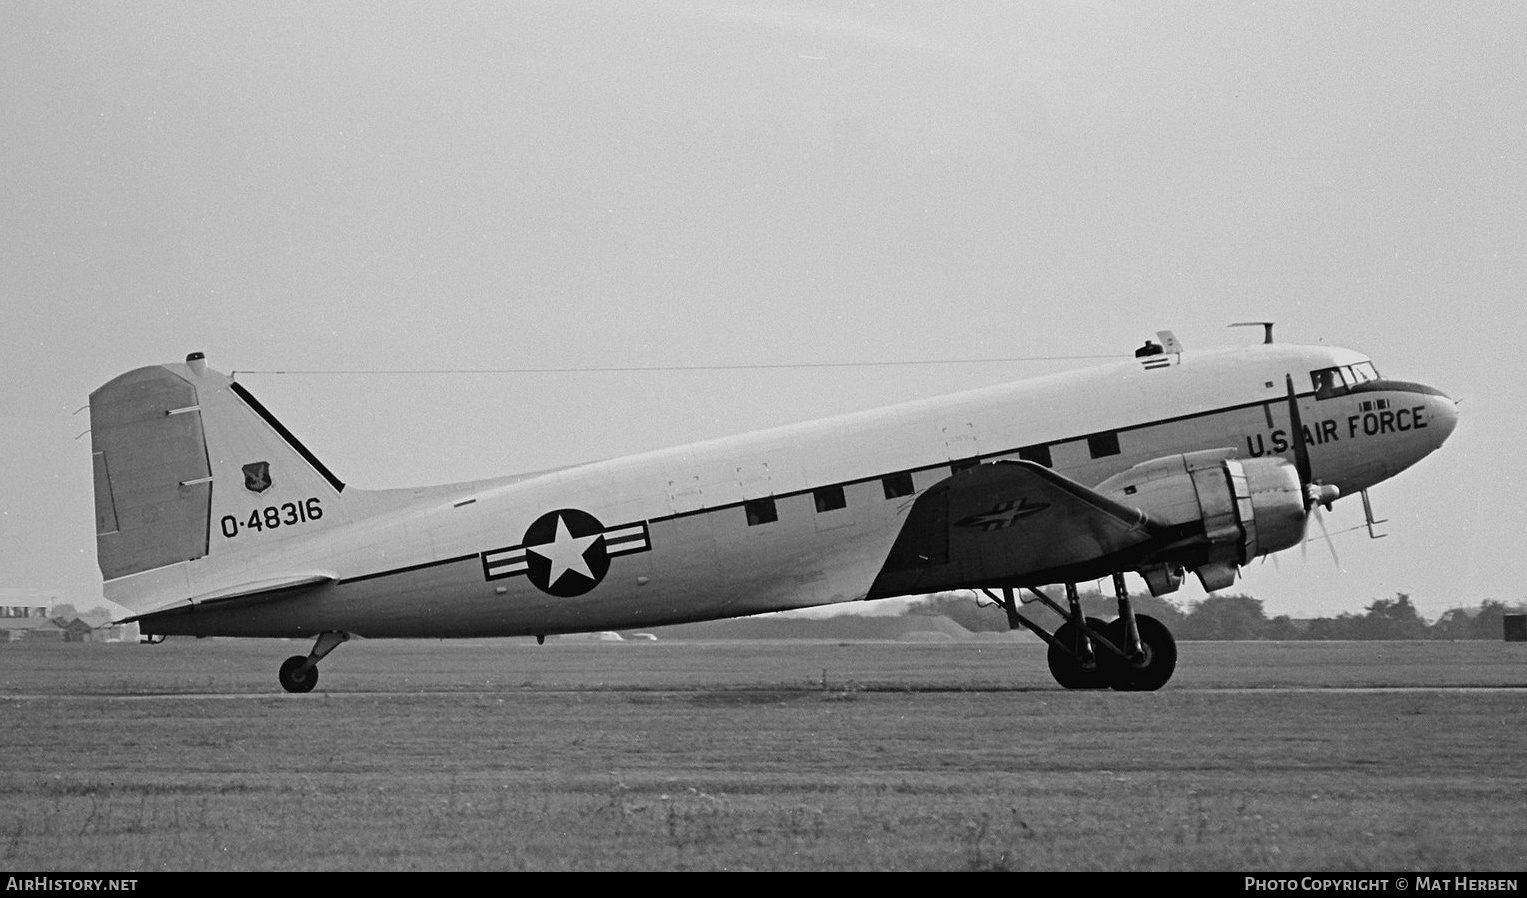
[87,327,1457,692]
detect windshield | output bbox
[1311,361,1381,399]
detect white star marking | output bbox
[526,514,602,588]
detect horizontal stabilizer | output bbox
[119,572,335,623]
[191,572,336,605]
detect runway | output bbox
[3,640,1524,870]
[5,683,1526,701]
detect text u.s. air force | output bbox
[1245,406,1429,457]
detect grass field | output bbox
[2,638,1524,871]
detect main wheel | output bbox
[1047,617,1111,689]
[278,655,318,694]
[1102,614,1177,691]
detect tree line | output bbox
[916,591,1525,641]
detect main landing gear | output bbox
[278,631,350,693]
[985,573,1177,691]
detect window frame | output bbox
[743,497,778,526]
[1087,432,1120,459]
[813,485,847,513]
[882,472,914,499]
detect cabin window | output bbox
[950,458,980,474]
[813,485,846,513]
[882,473,914,499]
[1018,444,1052,468]
[1087,432,1120,458]
[743,497,777,526]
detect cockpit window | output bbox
[1311,366,1348,399]
[1311,361,1381,399]
[1349,361,1380,383]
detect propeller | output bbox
[1284,375,1342,567]
[1284,375,1340,511]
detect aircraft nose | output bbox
[1427,388,1459,445]
[1376,379,1457,449]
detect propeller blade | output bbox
[1313,507,1342,571]
[1284,374,1312,489]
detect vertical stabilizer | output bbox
[90,354,351,615]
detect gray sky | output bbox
[2,2,1521,620]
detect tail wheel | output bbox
[278,655,318,694]
[1047,617,1111,689]
[1102,614,1177,691]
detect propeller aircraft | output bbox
[88,328,1457,692]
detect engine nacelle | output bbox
[1095,449,1307,592]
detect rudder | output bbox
[91,363,214,580]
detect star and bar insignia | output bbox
[481,508,651,597]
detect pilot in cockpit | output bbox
[1313,368,1338,395]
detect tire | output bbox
[1103,614,1177,691]
[279,655,318,694]
[1047,617,1111,689]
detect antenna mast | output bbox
[1229,322,1275,344]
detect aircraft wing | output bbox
[868,460,1157,597]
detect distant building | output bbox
[0,589,132,643]
[77,609,132,642]
[0,614,67,642]
[54,617,96,642]
[0,589,62,642]
[3,587,65,608]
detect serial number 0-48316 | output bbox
[220,498,324,538]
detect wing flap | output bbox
[869,460,1156,596]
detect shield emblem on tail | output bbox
[243,461,272,493]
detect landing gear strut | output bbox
[983,576,1177,691]
[278,631,350,693]
[1102,572,1176,691]
[1046,584,1110,689]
